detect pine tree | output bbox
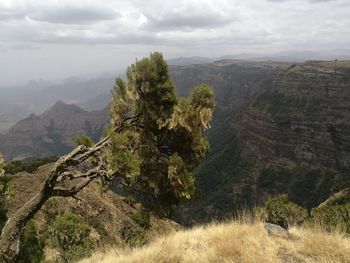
[107,52,215,214]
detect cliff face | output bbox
[170,60,290,110]
[236,61,350,207]
[239,61,350,169]
[176,61,350,224]
[0,101,108,160]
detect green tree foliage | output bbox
[17,221,44,263]
[49,211,93,263]
[260,194,308,228]
[74,135,94,147]
[107,52,215,215]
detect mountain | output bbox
[176,60,350,224]
[0,101,108,160]
[1,59,349,225]
[166,56,213,66]
[0,77,115,133]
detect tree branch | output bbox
[0,115,139,262]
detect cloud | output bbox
[137,0,236,31]
[0,0,349,85]
[143,11,232,31]
[0,1,119,24]
[28,3,118,25]
[267,0,337,2]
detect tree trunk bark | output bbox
[0,186,51,262]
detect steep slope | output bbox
[0,101,108,160]
[170,60,291,108]
[179,60,350,224]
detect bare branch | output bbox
[52,176,97,197]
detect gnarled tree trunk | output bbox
[0,117,137,262]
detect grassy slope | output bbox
[80,219,350,263]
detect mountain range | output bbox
[1,59,350,225]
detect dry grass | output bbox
[80,218,350,263]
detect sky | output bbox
[1,0,350,86]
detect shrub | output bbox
[131,210,151,229]
[310,204,350,233]
[17,221,44,263]
[260,194,308,228]
[48,211,93,262]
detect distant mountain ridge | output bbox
[0,77,114,133]
[0,101,108,160]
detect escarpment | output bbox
[177,61,350,224]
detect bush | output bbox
[17,221,44,263]
[260,194,308,228]
[48,211,93,262]
[310,204,350,233]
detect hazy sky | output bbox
[1,0,350,86]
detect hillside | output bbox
[0,101,108,160]
[8,164,178,262]
[80,219,350,263]
[178,60,350,224]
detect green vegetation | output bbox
[0,153,12,231]
[107,52,215,215]
[131,210,151,229]
[259,193,350,234]
[74,135,94,147]
[259,194,308,228]
[17,221,44,263]
[4,156,58,175]
[0,154,4,178]
[310,203,350,233]
[48,211,93,262]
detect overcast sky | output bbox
[1,0,350,86]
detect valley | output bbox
[1,59,349,225]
